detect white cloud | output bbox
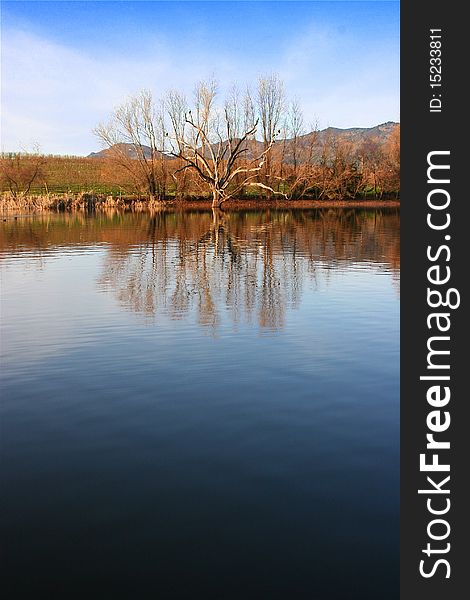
[1,29,175,154]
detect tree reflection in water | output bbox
[0,208,399,330]
[94,208,400,330]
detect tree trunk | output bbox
[211,188,224,208]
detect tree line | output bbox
[1,76,400,206]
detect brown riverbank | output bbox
[0,192,400,215]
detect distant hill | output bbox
[278,121,398,164]
[88,143,154,160]
[88,122,399,163]
[315,121,397,143]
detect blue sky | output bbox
[1,1,399,155]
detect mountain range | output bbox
[88,121,399,163]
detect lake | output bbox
[0,208,400,598]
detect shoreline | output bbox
[1,193,400,215]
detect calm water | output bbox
[1,209,400,598]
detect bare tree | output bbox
[94,90,164,200]
[382,124,400,197]
[166,81,284,208]
[165,90,191,200]
[287,99,304,173]
[257,74,285,197]
[285,120,320,200]
[0,146,46,197]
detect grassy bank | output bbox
[0,193,164,214]
[1,192,400,215]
